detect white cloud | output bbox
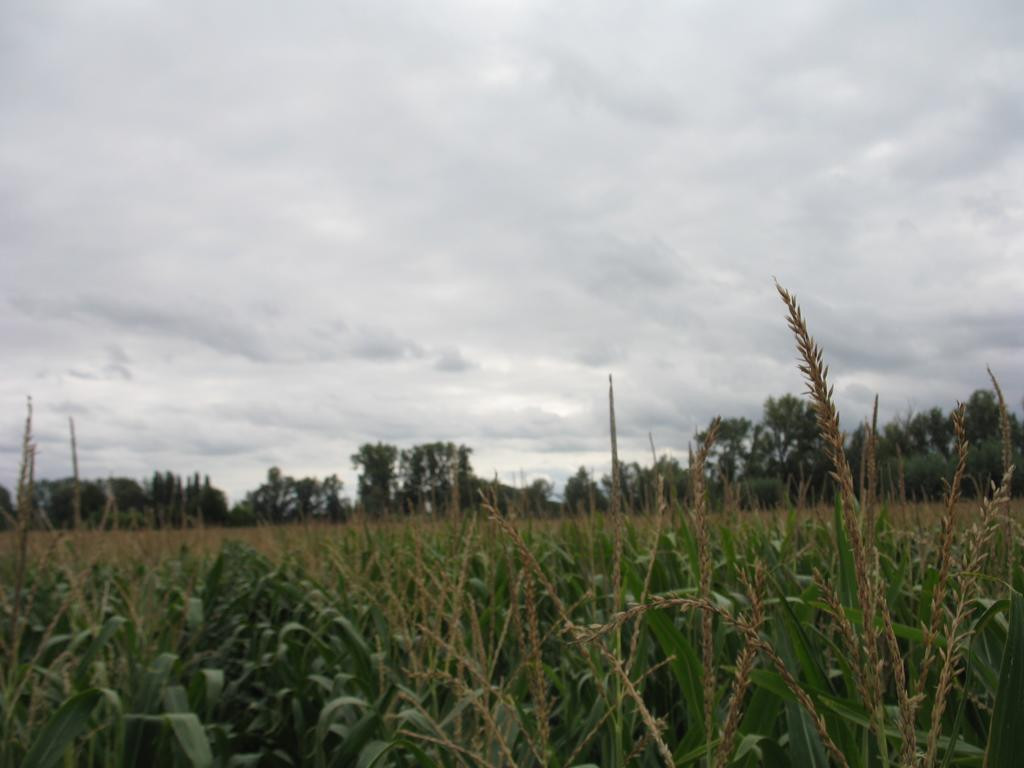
[2,1,1022,501]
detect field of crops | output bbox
[2,479,1021,768]
[2,285,1021,768]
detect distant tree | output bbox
[962,389,1019,495]
[759,396,818,473]
[245,467,346,524]
[249,467,292,522]
[846,422,871,496]
[601,461,647,512]
[33,478,105,528]
[964,390,1001,446]
[141,471,228,527]
[146,471,182,528]
[108,477,147,515]
[291,476,321,520]
[523,478,555,516]
[908,407,953,457]
[742,476,787,509]
[227,499,258,527]
[290,474,345,521]
[757,394,825,497]
[701,417,753,482]
[0,484,13,528]
[1019,397,1024,454]
[194,475,229,525]
[351,443,399,516]
[965,439,1005,498]
[563,466,605,514]
[320,474,348,522]
[644,455,690,508]
[398,442,474,514]
[902,452,951,502]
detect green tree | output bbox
[562,466,605,514]
[0,484,13,528]
[108,477,147,515]
[601,461,646,512]
[246,468,346,523]
[321,474,349,522]
[702,417,753,481]
[227,499,257,526]
[523,478,556,516]
[192,475,229,525]
[142,471,228,527]
[962,389,1017,495]
[34,478,105,528]
[291,476,320,519]
[758,394,826,498]
[964,389,1001,445]
[742,476,788,508]
[907,407,952,457]
[902,452,951,501]
[146,471,183,528]
[646,455,691,508]
[351,443,399,517]
[248,467,293,522]
[398,442,474,514]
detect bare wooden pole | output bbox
[70,416,82,530]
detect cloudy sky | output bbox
[2,1,1022,501]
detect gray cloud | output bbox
[2,1,1023,500]
[12,294,273,362]
[435,346,475,372]
[348,326,425,362]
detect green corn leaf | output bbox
[226,756,262,767]
[360,738,438,768]
[772,590,830,691]
[204,551,226,606]
[315,695,374,768]
[164,683,190,713]
[785,699,829,768]
[165,713,214,768]
[833,495,856,608]
[186,596,204,629]
[200,668,225,716]
[73,615,126,686]
[987,591,1024,767]
[125,652,178,766]
[774,623,833,768]
[940,636,975,768]
[22,688,103,768]
[646,609,705,740]
[357,740,393,768]
[334,709,382,767]
[739,686,783,749]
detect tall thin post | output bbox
[70,417,82,530]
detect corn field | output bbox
[1,284,1021,767]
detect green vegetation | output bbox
[1,490,1020,766]
[1,283,1021,766]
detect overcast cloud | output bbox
[2,1,1022,501]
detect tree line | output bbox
[0,469,348,530]
[3,388,1020,529]
[351,389,1023,516]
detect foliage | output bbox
[1,498,1020,766]
[397,442,474,514]
[0,484,11,527]
[352,442,400,517]
[563,466,604,514]
[240,467,347,524]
